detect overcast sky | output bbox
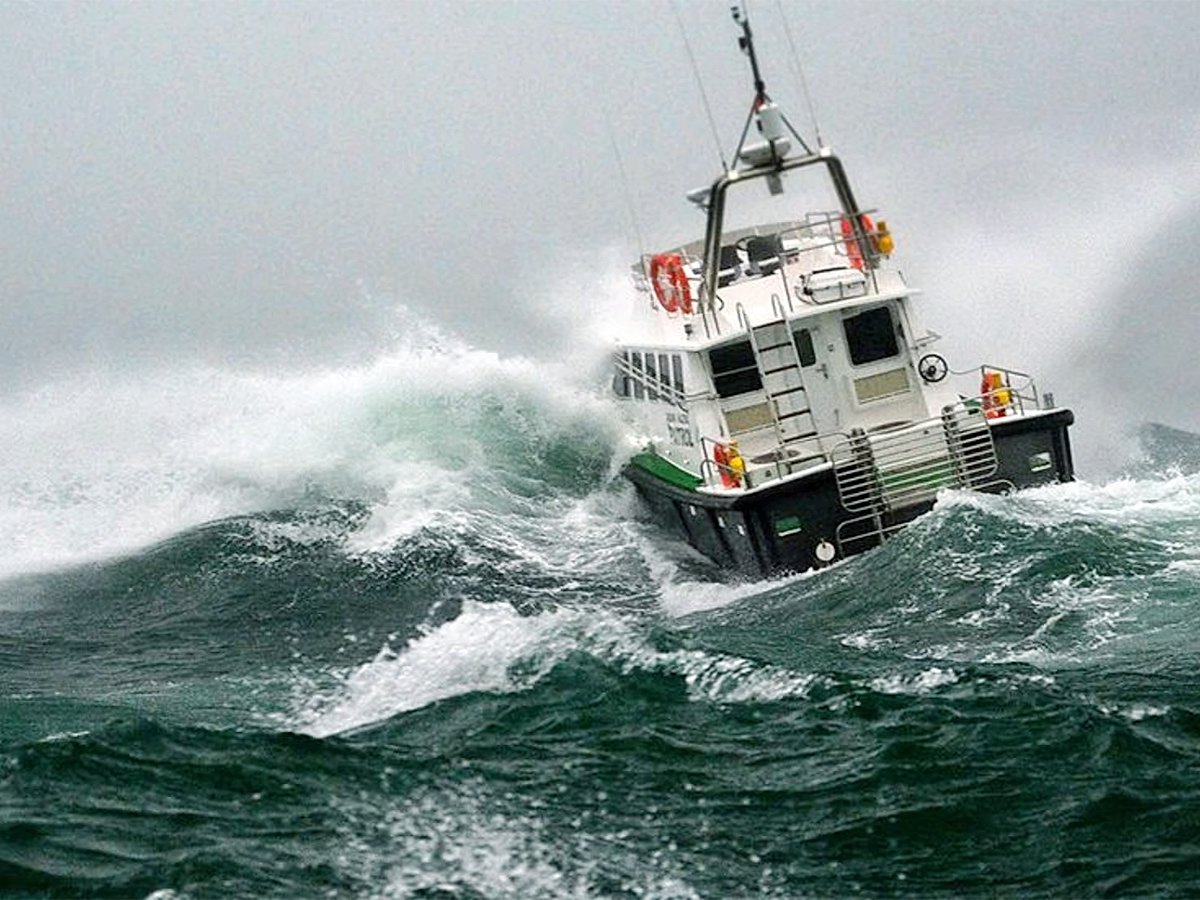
[4,0,1200,457]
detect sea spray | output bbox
[0,321,625,579]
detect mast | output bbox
[732,4,766,105]
[698,5,878,321]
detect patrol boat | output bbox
[614,8,1074,576]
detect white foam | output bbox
[938,473,1200,532]
[869,667,961,695]
[296,603,585,738]
[366,785,587,899]
[635,527,831,619]
[338,778,703,900]
[293,600,832,738]
[1122,703,1170,722]
[0,323,626,579]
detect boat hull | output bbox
[624,408,1075,577]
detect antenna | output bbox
[673,1,728,173]
[728,3,811,170]
[776,0,824,147]
[731,4,766,104]
[603,111,646,265]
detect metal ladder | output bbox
[743,311,819,448]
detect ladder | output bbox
[746,317,818,447]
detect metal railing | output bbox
[612,353,688,409]
[971,364,1039,417]
[831,404,1001,515]
[829,402,1012,555]
[694,371,1048,493]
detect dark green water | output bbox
[4,357,1200,898]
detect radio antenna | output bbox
[776,0,824,147]
[731,3,767,104]
[672,1,729,172]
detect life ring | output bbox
[839,214,876,270]
[981,370,1010,419]
[712,441,744,488]
[649,253,693,314]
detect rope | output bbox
[603,111,647,269]
[776,0,823,148]
[671,0,729,172]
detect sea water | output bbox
[3,326,1200,898]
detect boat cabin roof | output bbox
[624,213,915,354]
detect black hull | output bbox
[625,409,1075,577]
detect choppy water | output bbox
[4,332,1200,899]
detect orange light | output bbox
[876,219,895,256]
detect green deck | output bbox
[630,451,703,491]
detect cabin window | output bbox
[709,341,763,398]
[630,352,645,400]
[792,328,816,367]
[843,307,898,365]
[612,353,631,398]
[614,350,685,402]
[645,353,659,401]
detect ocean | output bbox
[3,333,1200,899]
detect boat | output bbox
[613,7,1075,577]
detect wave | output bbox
[0,321,627,581]
[9,456,1195,732]
[288,463,1200,736]
[289,463,1200,719]
[10,462,1200,898]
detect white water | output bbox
[283,471,1200,739]
[293,600,833,738]
[338,775,706,900]
[0,324,625,580]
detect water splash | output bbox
[0,314,625,579]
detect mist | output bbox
[4,0,1200,477]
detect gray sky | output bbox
[4,0,1200,457]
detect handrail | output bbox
[612,353,687,409]
[770,292,789,320]
[830,403,1002,516]
[696,427,846,490]
[698,434,746,491]
[974,364,1039,416]
[735,302,752,334]
[692,372,1046,494]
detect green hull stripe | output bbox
[630,452,703,490]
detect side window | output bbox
[611,352,630,397]
[843,307,898,365]
[793,328,816,367]
[671,354,684,396]
[630,351,644,400]
[708,341,763,398]
[645,353,659,402]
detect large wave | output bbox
[290,445,1200,738]
[0,315,628,582]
